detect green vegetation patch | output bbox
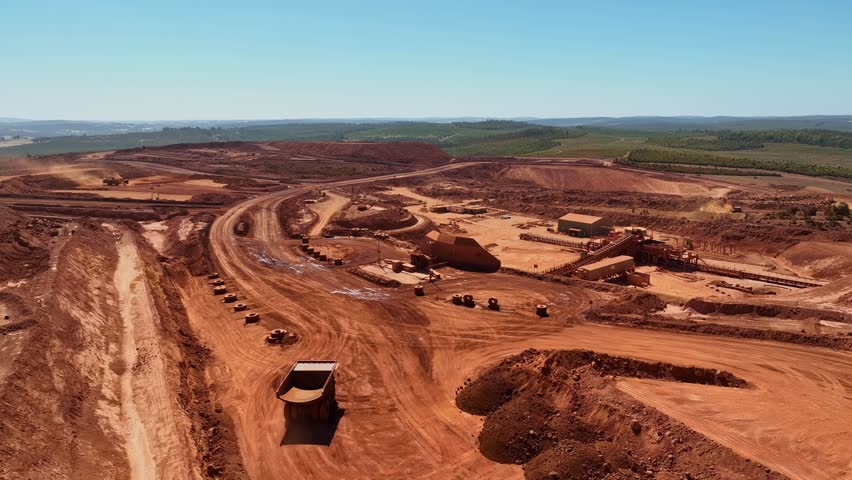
[444,127,585,157]
[647,134,763,151]
[719,129,852,149]
[626,148,852,179]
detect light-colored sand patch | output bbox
[359,263,431,285]
[141,221,168,253]
[502,165,715,195]
[183,179,227,188]
[387,186,437,206]
[114,238,157,480]
[399,191,577,271]
[177,218,195,241]
[52,189,193,201]
[308,192,349,236]
[0,138,33,148]
[636,266,722,300]
[129,175,176,185]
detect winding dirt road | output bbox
[183,163,852,480]
[307,191,349,237]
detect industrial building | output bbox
[576,255,634,281]
[557,213,612,237]
[421,230,501,272]
[431,204,488,215]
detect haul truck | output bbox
[276,361,338,422]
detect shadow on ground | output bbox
[281,408,345,446]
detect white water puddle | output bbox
[255,252,324,274]
[330,287,391,301]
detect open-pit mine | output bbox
[2,141,852,480]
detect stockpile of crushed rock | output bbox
[456,349,781,480]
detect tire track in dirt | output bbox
[114,236,157,480]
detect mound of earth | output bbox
[684,298,847,322]
[590,292,667,317]
[0,206,50,282]
[265,141,450,167]
[189,192,243,205]
[5,174,78,191]
[0,174,78,194]
[156,213,216,276]
[777,241,852,280]
[457,349,778,480]
[502,165,714,196]
[333,207,417,231]
[478,393,555,464]
[277,194,317,238]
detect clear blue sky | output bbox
[2,0,851,120]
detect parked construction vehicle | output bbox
[277,361,339,422]
[102,176,128,186]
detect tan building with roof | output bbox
[422,230,501,272]
[557,213,612,237]
[576,255,634,281]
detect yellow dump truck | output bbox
[276,361,338,422]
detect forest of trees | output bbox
[647,135,764,151]
[625,149,852,179]
[718,129,852,149]
[451,120,530,130]
[646,128,852,151]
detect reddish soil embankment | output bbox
[0,220,246,480]
[589,292,852,351]
[134,231,248,480]
[685,298,848,322]
[277,193,318,238]
[333,207,418,231]
[0,205,50,282]
[0,224,130,479]
[457,349,781,480]
[265,141,451,167]
[110,140,451,180]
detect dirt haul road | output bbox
[113,232,201,480]
[188,163,852,480]
[307,191,349,237]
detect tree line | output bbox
[647,128,852,151]
[718,129,852,149]
[624,149,852,179]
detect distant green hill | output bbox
[5,120,852,182]
[0,120,577,158]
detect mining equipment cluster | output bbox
[300,236,344,266]
[516,211,821,288]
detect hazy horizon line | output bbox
[3,114,852,124]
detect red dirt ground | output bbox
[3,144,852,480]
